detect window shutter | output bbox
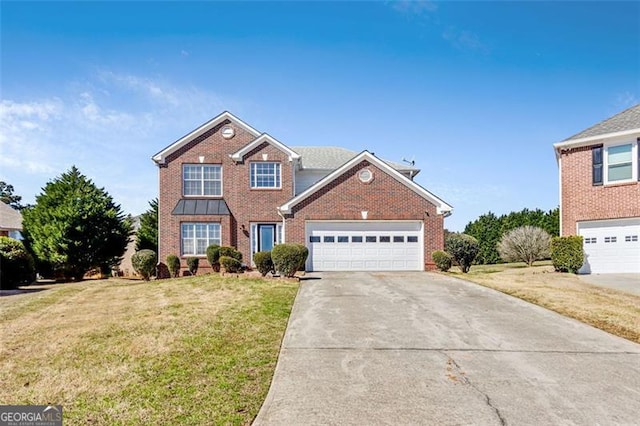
[592,145,603,186]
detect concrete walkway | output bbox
[254,272,640,425]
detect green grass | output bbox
[0,275,298,425]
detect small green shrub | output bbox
[131,249,157,281]
[445,233,479,273]
[220,256,242,273]
[206,244,221,272]
[272,244,309,278]
[550,236,584,273]
[0,236,35,289]
[186,257,199,275]
[253,251,274,277]
[219,246,242,262]
[432,250,452,272]
[166,254,181,278]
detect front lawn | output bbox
[0,275,298,425]
[446,262,640,343]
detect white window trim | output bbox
[181,222,222,256]
[250,162,282,189]
[603,140,637,185]
[250,223,283,265]
[182,164,223,197]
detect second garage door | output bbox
[578,218,640,274]
[305,221,423,271]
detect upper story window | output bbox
[593,141,639,185]
[183,164,222,196]
[251,162,281,189]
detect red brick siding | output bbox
[284,160,444,270]
[560,145,640,236]
[158,120,295,274]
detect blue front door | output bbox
[259,224,276,252]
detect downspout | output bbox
[277,208,286,244]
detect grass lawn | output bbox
[0,275,298,425]
[445,262,640,344]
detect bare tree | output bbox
[497,226,551,266]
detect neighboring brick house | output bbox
[554,104,640,273]
[153,111,452,274]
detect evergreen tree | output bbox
[136,198,158,252]
[22,166,131,281]
[0,181,24,210]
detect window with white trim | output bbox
[250,162,281,188]
[604,141,637,184]
[183,164,222,196]
[181,223,221,256]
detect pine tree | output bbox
[136,198,158,253]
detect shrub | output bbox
[219,246,242,261]
[0,236,35,289]
[166,254,181,278]
[253,251,274,277]
[186,257,199,275]
[432,250,452,272]
[272,244,309,278]
[220,256,242,273]
[550,236,584,273]
[131,249,157,281]
[206,244,221,272]
[445,233,479,273]
[497,226,551,266]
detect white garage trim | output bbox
[577,218,640,274]
[305,221,424,271]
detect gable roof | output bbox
[0,202,22,231]
[152,111,261,164]
[555,104,640,150]
[230,134,300,162]
[279,151,452,215]
[292,146,419,174]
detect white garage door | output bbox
[578,218,640,274]
[305,221,423,271]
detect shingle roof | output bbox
[563,104,640,141]
[291,146,419,172]
[0,202,22,231]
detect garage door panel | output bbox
[578,219,640,274]
[306,221,423,271]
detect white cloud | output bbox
[442,26,489,54]
[390,0,438,15]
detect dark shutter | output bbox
[592,145,603,186]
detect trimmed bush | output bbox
[253,251,274,277]
[166,254,181,278]
[272,244,309,278]
[219,246,242,262]
[445,233,479,273]
[497,226,551,266]
[220,256,242,273]
[132,249,157,281]
[186,257,199,275]
[550,236,584,273]
[206,244,221,272]
[432,250,452,272]
[0,236,35,289]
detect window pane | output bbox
[407,236,418,243]
[324,236,335,243]
[310,236,321,243]
[380,236,391,243]
[184,181,201,195]
[393,236,404,243]
[608,144,632,164]
[203,166,220,180]
[337,236,349,243]
[183,165,201,180]
[251,162,280,188]
[366,236,377,243]
[208,224,221,246]
[351,236,363,243]
[203,181,221,195]
[608,163,632,181]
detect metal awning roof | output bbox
[171,199,231,215]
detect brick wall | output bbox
[158,120,295,274]
[284,160,444,270]
[560,145,640,235]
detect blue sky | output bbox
[1,1,638,231]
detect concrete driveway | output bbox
[254,272,640,425]
[578,273,640,296]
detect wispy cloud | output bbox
[0,72,227,214]
[390,0,438,15]
[442,26,490,54]
[613,91,639,110]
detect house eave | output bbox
[229,133,301,162]
[554,128,640,152]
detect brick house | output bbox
[554,104,640,273]
[153,111,452,274]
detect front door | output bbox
[258,224,276,252]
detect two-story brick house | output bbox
[153,111,452,274]
[554,104,640,273]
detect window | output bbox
[337,236,349,243]
[584,237,597,244]
[366,236,377,243]
[323,236,335,243]
[251,162,281,188]
[379,236,391,243]
[407,236,419,243]
[625,235,638,242]
[310,236,321,243]
[393,236,405,243]
[183,165,222,196]
[604,236,617,243]
[351,236,363,243]
[606,144,633,182]
[181,223,221,256]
